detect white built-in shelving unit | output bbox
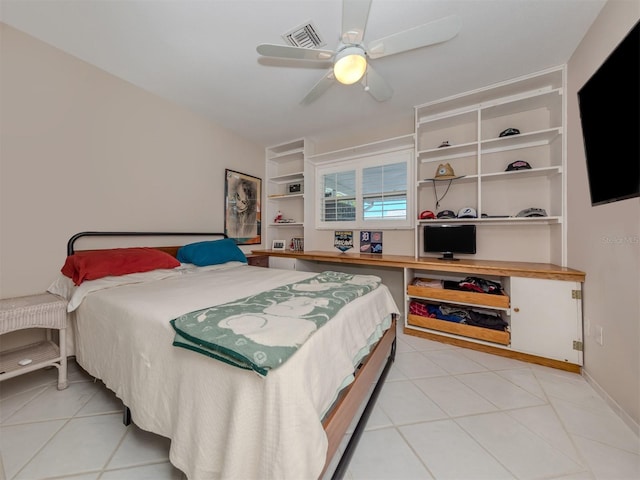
[264,139,306,252]
[414,66,567,264]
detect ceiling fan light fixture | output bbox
[333,46,367,85]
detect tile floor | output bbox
[1,326,639,480]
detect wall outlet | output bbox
[596,326,604,346]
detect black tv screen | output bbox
[577,21,639,206]
[424,224,476,261]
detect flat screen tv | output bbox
[577,21,639,206]
[424,224,476,261]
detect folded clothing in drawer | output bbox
[442,276,504,295]
[409,300,508,331]
[411,278,443,289]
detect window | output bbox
[362,163,407,220]
[322,170,356,222]
[316,149,413,229]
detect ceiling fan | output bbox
[256,0,461,105]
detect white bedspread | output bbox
[72,264,399,479]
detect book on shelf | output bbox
[290,237,304,252]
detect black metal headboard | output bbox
[67,231,228,256]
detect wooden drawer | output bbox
[407,284,509,309]
[247,254,269,268]
[407,314,510,345]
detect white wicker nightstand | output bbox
[0,292,68,390]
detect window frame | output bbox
[314,149,414,230]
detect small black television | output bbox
[424,224,476,261]
[577,21,639,206]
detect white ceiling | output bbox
[1,0,606,148]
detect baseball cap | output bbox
[516,207,548,217]
[429,163,463,181]
[506,160,532,171]
[436,210,457,219]
[499,127,520,137]
[419,210,435,219]
[457,207,477,218]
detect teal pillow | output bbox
[177,238,247,266]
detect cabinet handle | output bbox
[513,307,520,313]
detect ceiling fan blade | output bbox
[362,65,393,102]
[366,14,461,59]
[301,71,336,105]
[341,0,372,44]
[257,43,335,61]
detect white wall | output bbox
[566,0,640,429]
[0,23,264,300]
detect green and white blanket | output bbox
[170,271,381,376]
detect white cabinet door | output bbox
[509,277,582,365]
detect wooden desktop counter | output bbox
[251,250,585,282]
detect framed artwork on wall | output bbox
[224,169,262,245]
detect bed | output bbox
[50,232,399,479]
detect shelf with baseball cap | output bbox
[417,127,562,164]
[417,209,561,225]
[418,158,562,186]
[414,66,567,263]
[417,162,561,225]
[480,127,562,155]
[481,161,562,181]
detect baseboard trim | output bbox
[582,369,639,436]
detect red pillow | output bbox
[61,247,180,285]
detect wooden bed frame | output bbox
[66,231,397,479]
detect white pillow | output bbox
[48,268,182,312]
[47,261,248,312]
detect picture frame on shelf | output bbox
[360,231,383,254]
[286,181,303,195]
[272,240,286,251]
[224,169,262,245]
[334,230,354,253]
